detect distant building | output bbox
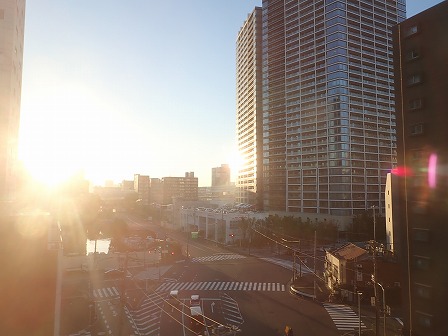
[212,164,231,187]
[149,177,163,205]
[161,172,198,204]
[198,185,236,204]
[0,0,26,201]
[121,179,134,191]
[134,174,150,206]
[393,2,448,335]
[236,7,263,208]
[104,180,115,188]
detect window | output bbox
[412,228,430,242]
[410,124,424,136]
[407,74,422,86]
[406,49,420,61]
[409,98,423,110]
[414,283,432,299]
[415,311,433,329]
[405,25,419,37]
[414,255,430,270]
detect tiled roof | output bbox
[332,243,368,260]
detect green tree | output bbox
[351,210,386,242]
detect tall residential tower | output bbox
[236,7,263,208]
[0,0,26,201]
[253,0,406,215]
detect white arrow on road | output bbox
[211,301,215,313]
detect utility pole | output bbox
[281,237,301,280]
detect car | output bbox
[103,269,125,278]
[190,294,200,307]
[169,290,180,307]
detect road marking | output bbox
[156,281,286,292]
[323,303,366,331]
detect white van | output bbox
[190,294,200,307]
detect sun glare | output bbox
[228,150,245,181]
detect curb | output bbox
[289,283,317,301]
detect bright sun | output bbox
[18,81,129,189]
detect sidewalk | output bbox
[290,273,330,301]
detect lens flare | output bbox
[391,166,413,177]
[428,153,437,188]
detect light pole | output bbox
[357,292,363,336]
[371,275,386,336]
[371,205,379,336]
[377,282,386,336]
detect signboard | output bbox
[191,232,199,239]
[356,270,363,281]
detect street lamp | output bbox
[377,282,386,336]
[357,292,363,336]
[372,275,386,336]
[371,205,380,336]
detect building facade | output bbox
[161,172,198,204]
[134,174,150,206]
[0,0,26,201]
[393,2,448,335]
[258,0,405,215]
[236,7,263,208]
[212,164,231,187]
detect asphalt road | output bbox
[118,215,340,336]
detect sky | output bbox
[18,0,444,188]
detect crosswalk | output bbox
[221,292,244,327]
[323,303,366,331]
[68,330,90,336]
[191,253,246,263]
[92,286,120,299]
[127,292,164,336]
[156,281,286,292]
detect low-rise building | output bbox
[325,242,401,303]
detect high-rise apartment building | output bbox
[393,2,448,335]
[0,0,26,201]
[236,7,263,208]
[254,0,405,215]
